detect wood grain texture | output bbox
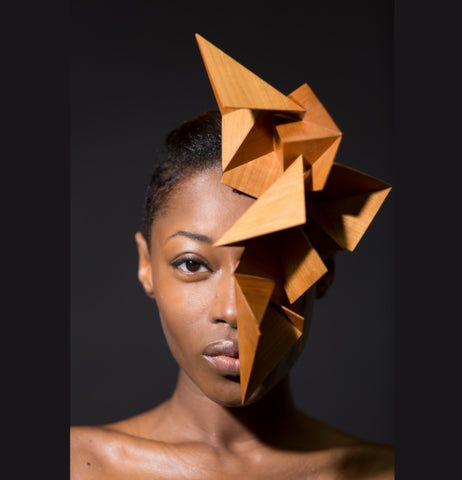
[235,274,275,326]
[311,189,391,251]
[241,302,301,403]
[277,227,328,304]
[235,274,292,404]
[222,109,258,171]
[288,82,342,133]
[223,111,274,173]
[234,277,261,404]
[221,150,283,198]
[214,156,306,246]
[195,34,305,113]
[235,235,287,305]
[280,305,305,352]
[309,136,342,191]
[307,163,392,251]
[193,33,392,402]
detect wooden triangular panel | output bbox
[310,188,391,251]
[235,235,287,305]
[308,163,392,202]
[280,304,304,332]
[214,156,306,246]
[278,227,328,304]
[288,83,341,134]
[222,109,258,171]
[276,119,340,143]
[301,220,343,253]
[195,34,305,113]
[310,136,342,191]
[299,136,340,167]
[234,277,261,404]
[235,274,275,325]
[280,305,305,353]
[275,121,341,171]
[221,150,284,198]
[284,136,339,172]
[242,303,301,403]
[224,111,274,172]
[307,163,392,251]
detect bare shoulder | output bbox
[70,425,118,480]
[295,414,394,479]
[70,423,215,480]
[70,425,150,479]
[70,404,172,479]
[332,441,395,479]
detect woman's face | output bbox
[136,166,316,407]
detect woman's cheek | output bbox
[157,308,193,370]
[156,283,214,353]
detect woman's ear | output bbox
[316,251,336,299]
[134,232,155,299]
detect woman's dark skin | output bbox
[71,165,394,479]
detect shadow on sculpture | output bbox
[195,33,391,405]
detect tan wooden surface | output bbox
[214,156,306,247]
[195,33,391,404]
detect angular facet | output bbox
[221,150,284,199]
[214,156,306,246]
[307,163,392,251]
[241,302,301,403]
[288,83,342,133]
[277,227,328,304]
[222,109,258,171]
[195,34,305,113]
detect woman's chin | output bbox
[201,375,269,407]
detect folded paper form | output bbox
[195,33,391,403]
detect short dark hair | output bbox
[142,110,222,246]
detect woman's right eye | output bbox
[171,258,209,274]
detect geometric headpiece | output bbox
[195,34,391,404]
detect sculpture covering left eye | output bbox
[195,33,392,404]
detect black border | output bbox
[394,1,461,478]
[3,1,69,478]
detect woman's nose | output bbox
[211,273,238,329]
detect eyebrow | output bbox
[166,230,213,244]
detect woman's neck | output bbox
[163,369,302,452]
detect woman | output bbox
[71,111,394,479]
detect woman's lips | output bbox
[203,354,240,375]
[203,339,239,357]
[203,339,240,375]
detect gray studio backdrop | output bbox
[71,3,394,444]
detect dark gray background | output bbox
[71,3,394,445]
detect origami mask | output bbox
[195,33,391,404]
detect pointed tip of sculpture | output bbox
[195,33,206,44]
[195,33,209,45]
[241,388,251,405]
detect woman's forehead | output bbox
[153,168,255,243]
